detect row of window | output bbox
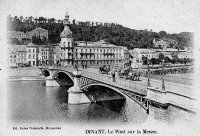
[75,48,122,53]
[75,60,121,65]
[75,54,122,59]
[62,42,72,47]
[10,55,16,58]
[28,49,35,53]
[28,54,35,59]
[10,59,16,63]
[42,56,48,60]
[142,54,155,58]
[18,58,26,61]
[42,51,48,55]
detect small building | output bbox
[26,43,37,66]
[8,45,27,67]
[8,47,17,68]
[27,27,48,40]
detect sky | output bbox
[1,0,200,33]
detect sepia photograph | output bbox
[0,0,200,135]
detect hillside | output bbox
[7,15,193,49]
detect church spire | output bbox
[63,10,69,26]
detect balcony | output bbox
[60,47,74,50]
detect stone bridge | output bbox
[40,66,196,116]
[40,66,149,113]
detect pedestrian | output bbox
[74,63,78,70]
[112,70,115,82]
[85,62,87,69]
[56,60,59,68]
[82,62,84,69]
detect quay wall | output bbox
[7,67,45,80]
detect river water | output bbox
[7,80,196,125]
[7,80,149,125]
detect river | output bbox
[7,80,196,125]
[7,80,148,125]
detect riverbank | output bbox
[7,67,45,81]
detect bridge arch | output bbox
[42,69,50,77]
[81,83,125,97]
[53,70,74,82]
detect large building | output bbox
[7,27,48,43]
[58,11,127,68]
[74,40,127,68]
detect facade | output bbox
[27,27,48,40]
[38,44,58,66]
[8,48,17,67]
[59,11,74,66]
[38,46,49,65]
[74,40,127,67]
[153,38,178,49]
[7,31,28,42]
[26,43,37,66]
[7,27,48,43]
[8,45,27,67]
[178,50,193,59]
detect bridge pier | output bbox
[46,70,60,87]
[68,70,90,104]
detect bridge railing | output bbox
[82,71,147,95]
[140,72,193,85]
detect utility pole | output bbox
[162,59,165,91]
[147,57,150,87]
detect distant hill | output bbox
[7,15,193,49]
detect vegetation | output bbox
[7,15,193,49]
[142,53,193,65]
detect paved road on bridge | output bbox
[83,67,195,99]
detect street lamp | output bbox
[162,58,165,91]
[147,57,150,87]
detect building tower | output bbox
[59,11,73,66]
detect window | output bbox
[33,54,35,58]
[14,55,16,58]
[10,55,12,58]
[29,49,31,53]
[33,61,35,65]
[68,42,70,47]
[28,54,31,58]
[33,49,35,53]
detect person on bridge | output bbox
[82,62,84,69]
[56,60,59,68]
[85,62,87,69]
[112,70,116,82]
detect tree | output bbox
[164,56,172,63]
[142,56,148,65]
[159,31,167,38]
[150,58,156,65]
[158,53,164,60]
[72,19,76,24]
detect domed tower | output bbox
[59,11,74,66]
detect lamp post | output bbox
[147,57,150,87]
[162,58,165,91]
